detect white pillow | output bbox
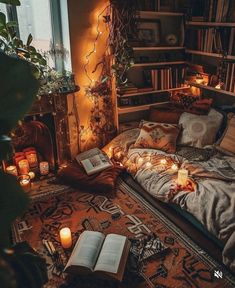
[178,109,223,148]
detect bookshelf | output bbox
[114,3,188,132]
[185,0,235,98]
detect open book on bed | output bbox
[64,231,131,282]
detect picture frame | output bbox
[137,20,161,46]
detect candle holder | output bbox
[6,165,18,176]
[18,159,30,175]
[18,174,31,192]
[39,161,49,175]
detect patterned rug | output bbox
[12,178,235,288]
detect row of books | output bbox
[136,0,180,12]
[189,0,235,22]
[186,28,235,55]
[151,67,186,90]
[222,62,235,92]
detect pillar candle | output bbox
[6,165,18,176]
[59,227,72,249]
[26,152,38,168]
[177,169,189,186]
[18,159,30,174]
[39,161,49,175]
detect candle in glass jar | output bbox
[60,227,72,249]
[18,174,31,192]
[39,161,49,175]
[26,153,38,168]
[18,159,30,174]
[177,169,188,186]
[6,165,18,176]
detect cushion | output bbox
[57,161,124,197]
[133,121,181,153]
[216,113,235,155]
[178,108,223,148]
[149,107,183,124]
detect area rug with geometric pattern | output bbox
[12,178,235,288]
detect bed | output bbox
[103,107,235,273]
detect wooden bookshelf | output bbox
[188,82,235,97]
[139,11,184,18]
[133,61,186,67]
[186,49,235,60]
[117,86,190,98]
[118,102,170,114]
[133,47,185,51]
[186,21,235,27]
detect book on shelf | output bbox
[151,67,185,90]
[76,148,113,175]
[64,231,131,282]
[222,62,235,92]
[189,0,234,22]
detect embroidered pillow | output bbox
[216,113,235,155]
[178,108,223,148]
[133,122,181,153]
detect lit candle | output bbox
[6,165,18,176]
[108,147,113,158]
[28,171,35,180]
[18,174,31,192]
[177,169,189,186]
[60,227,72,249]
[39,161,49,175]
[171,163,178,171]
[26,152,38,168]
[160,159,167,165]
[18,159,30,175]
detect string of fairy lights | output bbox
[83,5,111,84]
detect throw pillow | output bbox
[178,108,223,148]
[57,161,124,197]
[133,121,181,153]
[149,107,183,124]
[216,113,235,155]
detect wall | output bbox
[67,0,110,151]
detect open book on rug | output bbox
[64,231,131,282]
[76,148,113,175]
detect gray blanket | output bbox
[126,148,235,272]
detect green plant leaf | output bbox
[0,0,21,5]
[26,33,33,46]
[6,21,18,28]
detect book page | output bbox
[94,234,126,274]
[81,154,112,175]
[65,231,105,271]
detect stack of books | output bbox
[117,83,138,95]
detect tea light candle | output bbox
[6,165,18,176]
[26,153,38,168]
[39,161,49,175]
[60,227,72,249]
[18,174,31,192]
[177,169,189,186]
[171,163,178,171]
[18,159,30,174]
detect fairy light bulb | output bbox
[160,159,167,165]
[171,164,178,171]
[146,162,152,168]
[138,158,144,165]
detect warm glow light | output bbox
[160,159,167,165]
[171,164,178,171]
[6,166,18,176]
[60,227,72,249]
[138,157,144,165]
[215,84,221,89]
[146,162,152,168]
[177,169,188,186]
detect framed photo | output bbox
[137,20,161,46]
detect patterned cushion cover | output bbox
[178,108,223,148]
[133,121,181,153]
